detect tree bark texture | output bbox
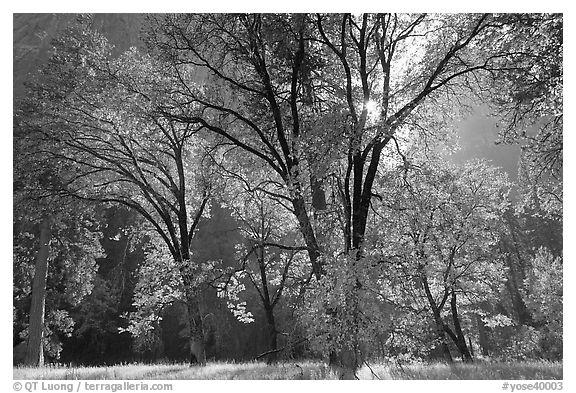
[310,175,327,211]
[421,275,453,363]
[329,345,359,380]
[25,218,51,366]
[328,279,362,379]
[184,288,206,365]
[436,323,454,363]
[291,195,323,278]
[476,314,491,356]
[450,291,473,362]
[264,306,278,364]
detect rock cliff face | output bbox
[13,13,144,96]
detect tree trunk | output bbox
[291,195,323,278]
[25,218,51,366]
[450,291,473,362]
[502,217,534,326]
[184,288,206,365]
[330,346,358,379]
[255,240,279,363]
[264,306,278,364]
[329,337,359,379]
[476,314,491,356]
[328,278,361,379]
[504,253,533,325]
[421,275,453,363]
[468,336,475,358]
[310,175,327,211]
[430,319,453,363]
[437,324,454,363]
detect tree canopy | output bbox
[13,13,562,377]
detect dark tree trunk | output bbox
[257,242,279,363]
[436,323,454,363]
[421,276,453,363]
[476,314,491,356]
[440,337,454,362]
[264,306,278,363]
[430,320,453,363]
[503,216,534,326]
[468,336,475,358]
[450,291,473,362]
[329,338,359,379]
[254,240,280,363]
[25,219,51,366]
[505,278,533,326]
[328,278,362,379]
[332,346,358,380]
[184,287,206,365]
[310,175,327,211]
[291,195,323,278]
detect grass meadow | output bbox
[14,360,562,380]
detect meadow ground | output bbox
[13,360,562,380]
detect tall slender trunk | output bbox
[291,195,322,278]
[184,287,206,365]
[264,306,278,364]
[329,326,359,380]
[291,181,359,377]
[438,327,454,363]
[476,314,491,356]
[25,218,51,366]
[503,217,533,326]
[310,175,327,211]
[332,347,358,380]
[450,291,473,362]
[468,336,475,358]
[334,157,374,379]
[293,145,371,378]
[434,318,453,363]
[328,273,362,379]
[504,254,533,325]
[421,275,453,363]
[257,240,278,363]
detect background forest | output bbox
[13,13,562,379]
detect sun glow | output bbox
[366,100,378,114]
[365,100,381,122]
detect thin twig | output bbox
[363,360,382,380]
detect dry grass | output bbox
[14,360,336,380]
[357,360,563,380]
[14,360,562,380]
